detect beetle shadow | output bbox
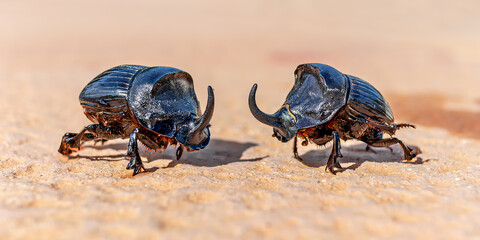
[86,142,128,151]
[68,154,125,161]
[69,139,266,169]
[148,139,267,168]
[298,142,428,172]
[66,142,128,162]
[67,153,160,173]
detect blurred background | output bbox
[1,0,480,239]
[1,0,479,138]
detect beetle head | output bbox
[271,106,297,142]
[249,84,297,142]
[175,86,215,150]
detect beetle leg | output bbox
[325,131,343,174]
[176,145,184,160]
[125,128,145,176]
[387,146,394,152]
[365,145,377,153]
[59,133,94,155]
[369,137,416,160]
[293,133,303,161]
[94,139,108,146]
[58,124,120,155]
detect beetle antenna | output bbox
[395,123,415,129]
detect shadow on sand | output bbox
[297,142,428,172]
[67,139,426,173]
[68,139,265,170]
[159,139,266,168]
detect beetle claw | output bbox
[58,134,80,155]
[324,131,343,174]
[294,153,303,161]
[325,160,342,175]
[334,161,342,169]
[325,155,342,175]
[325,165,337,175]
[132,165,146,176]
[405,146,417,160]
[126,160,134,169]
[326,159,343,172]
[126,157,145,176]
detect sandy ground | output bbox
[1,1,480,239]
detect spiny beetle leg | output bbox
[126,148,143,173]
[128,154,146,176]
[369,137,416,160]
[58,124,118,155]
[325,131,343,174]
[176,145,184,160]
[126,155,146,176]
[366,145,394,153]
[325,152,339,175]
[125,128,145,176]
[293,133,302,161]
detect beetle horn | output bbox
[188,86,215,142]
[249,84,281,127]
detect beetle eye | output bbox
[294,74,298,79]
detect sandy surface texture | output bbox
[1,1,480,239]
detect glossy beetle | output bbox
[249,63,417,174]
[59,65,214,176]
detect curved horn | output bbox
[189,86,215,139]
[249,84,281,127]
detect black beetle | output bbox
[249,63,417,174]
[59,65,214,176]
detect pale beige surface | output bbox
[1,1,480,239]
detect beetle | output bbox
[249,63,417,174]
[58,65,214,176]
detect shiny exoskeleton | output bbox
[59,65,214,176]
[249,63,417,174]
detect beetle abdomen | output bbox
[346,75,394,124]
[79,65,147,126]
[80,65,147,105]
